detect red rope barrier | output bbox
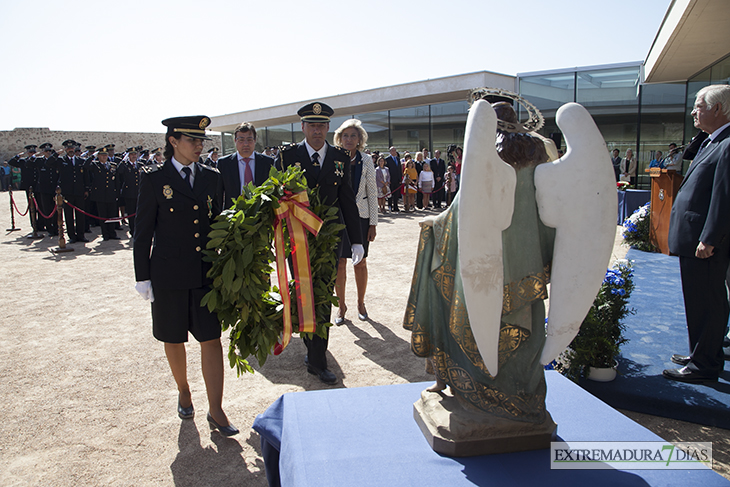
[63,199,136,222]
[31,195,57,220]
[10,192,29,216]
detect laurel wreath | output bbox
[202,166,344,375]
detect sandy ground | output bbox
[0,190,727,486]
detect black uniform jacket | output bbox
[668,125,730,257]
[217,151,274,205]
[276,141,362,246]
[86,160,119,203]
[116,160,141,200]
[8,155,37,190]
[49,155,89,197]
[33,156,60,194]
[133,161,223,290]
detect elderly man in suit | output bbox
[217,122,274,205]
[664,84,730,383]
[385,146,402,212]
[276,102,364,384]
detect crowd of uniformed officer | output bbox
[7,140,165,243]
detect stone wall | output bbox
[0,127,222,161]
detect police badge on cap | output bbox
[161,115,212,140]
[297,102,333,123]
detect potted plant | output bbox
[559,260,635,382]
[622,202,658,252]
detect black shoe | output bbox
[306,362,337,384]
[662,367,717,383]
[670,354,690,366]
[76,237,89,243]
[108,235,120,240]
[68,237,77,244]
[207,413,239,437]
[178,401,194,420]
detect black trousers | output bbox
[679,249,730,376]
[388,187,400,211]
[95,201,118,239]
[124,197,137,236]
[63,194,86,240]
[38,192,57,234]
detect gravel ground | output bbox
[0,190,727,486]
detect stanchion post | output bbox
[27,186,42,239]
[6,186,21,232]
[51,187,73,253]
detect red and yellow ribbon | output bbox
[273,190,323,354]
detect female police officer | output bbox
[133,115,238,436]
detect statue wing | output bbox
[458,100,516,377]
[534,102,617,365]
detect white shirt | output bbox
[171,156,195,187]
[304,140,327,164]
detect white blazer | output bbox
[354,151,378,226]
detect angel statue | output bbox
[404,89,616,456]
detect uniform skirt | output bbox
[151,285,221,343]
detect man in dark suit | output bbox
[276,102,364,384]
[217,122,274,206]
[33,143,60,236]
[50,139,89,243]
[385,146,401,212]
[8,144,39,230]
[664,84,730,383]
[430,149,446,209]
[86,146,120,241]
[117,147,142,236]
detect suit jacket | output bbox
[668,125,730,257]
[276,141,362,246]
[385,155,402,191]
[352,151,378,225]
[33,156,60,194]
[217,151,274,205]
[430,157,446,182]
[86,159,119,203]
[8,155,37,190]
[133,161,223,289]
[116,160,141,200]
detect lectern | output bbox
[646,168,682,254]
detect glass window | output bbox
[576,66,640,108]
[390,106,430,154]
[710,54,730,85]
[638,83,685,173]
[355,111,389,153]
[266,123,295,149]
[430,101,469,155]
[519,72,575,122]
[221,132,235,156]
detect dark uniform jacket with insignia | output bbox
[33,156,60,194]
[275,141,362,247]
[133,161,223,290]
[86,159,119,203]
[8,155,37,190]
[117,160,141,200]
[49,154,89,197]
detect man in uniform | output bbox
[275,102,364,384]
[217,122,274,205]
[8,144,39,229]
[204,147,219,168]
[34,143,60,236]
[117,147,142,236]
[86,146,119,240]
[51,139,89,243]
[665,84,730,383]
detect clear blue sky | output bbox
[0,0,670,133]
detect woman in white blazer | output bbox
[333,119,378,324]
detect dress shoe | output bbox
[68,237,77,244]
[306,362,337,384]
[357,304,368,321]
[662,366,717,383]
[76,237,89,243]
[670,354,690,366]
[178,400,194,420]
[207,413,239,437]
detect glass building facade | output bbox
[220,56,730,190]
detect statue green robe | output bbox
[404,165,555,423]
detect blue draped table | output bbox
[617,189,651,224]
[252,371,727,487]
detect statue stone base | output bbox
[413,390,557,457]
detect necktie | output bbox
[243,157,253,185]
[182,166,192,188]
[695,137,711,160]
[310,152,320,178]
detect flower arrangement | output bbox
[622,202,658,252]
[617,181,630,191]
[202,166,344,375]
[558,260,635,381]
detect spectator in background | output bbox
[385,146,402,212]
[649,150,664,168]
[418,159,435,210]
[402,156,417,212]
[375,155,390,213]
[414,151,425,209]
[430,149,446,208]
[611,148,621,181]
[445,163,458,206]
[0,161,8,191]
[664,143,683,173]
[619,148,637,184]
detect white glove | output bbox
[135,280,155,302]
[351,244,364,266]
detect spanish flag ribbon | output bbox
[272,190,323,355]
